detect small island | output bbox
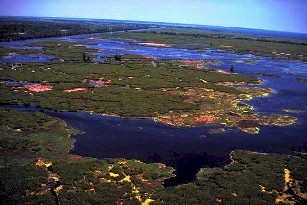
[1,14,306,205]
[0,41,296,134]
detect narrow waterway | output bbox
[1,32,307,185]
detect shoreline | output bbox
[1,31,306,63]
[0,77,297,135]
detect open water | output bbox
[1,32,306,185]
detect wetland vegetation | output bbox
[0,110,174,205]
[1,17,306,205]
[0,17,154,42]
[1,110,306,205]
[0,49,296,133]
[100,27,307,60]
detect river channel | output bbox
[1,32,306,185]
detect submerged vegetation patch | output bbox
[295,77,307,83]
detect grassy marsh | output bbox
[100,28,307,60]
[0,54,296,133]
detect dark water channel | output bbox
[1,33,307,186]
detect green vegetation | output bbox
[153,27,307,44]
[52,158,173,205]
[0,110,174,204]
[0,54,304,204]
[152,151,307,205]
[0,158,173,205]
[2,18,306,60]
[27,41,97,62]
[0,17,154,42]
[1,19,306,205]
[1,117,306,205]
[0,46,41,58]
[100,28,307,60]
[0,109,77,165]
[0,57,259,117]
[0,40,97,61]
[0,165,54,204]
[0,54,297,132]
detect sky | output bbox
[0,0,307,33]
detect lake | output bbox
[1,32,306,186]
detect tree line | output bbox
[143,30,307,46]
[0,17,154,42]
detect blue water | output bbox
[0,53,55,63]
[198,26,307,41]
[1,32,307,185]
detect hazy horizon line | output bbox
[2,15,307,35]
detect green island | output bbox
[99,27,307,60]
[1,18,306,205]
[1,110,306,204]
[0,109,174,205]
[0,40,297,134]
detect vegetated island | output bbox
[1,19,306,204]
[0,41,296,134]
[98,27,307,61]
[1,110,306,204]
[1,17,306,61]
[0,109,174,205]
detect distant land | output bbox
[0,16,306,205]
[1,16,307,40]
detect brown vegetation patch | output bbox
[236,120,260,128]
